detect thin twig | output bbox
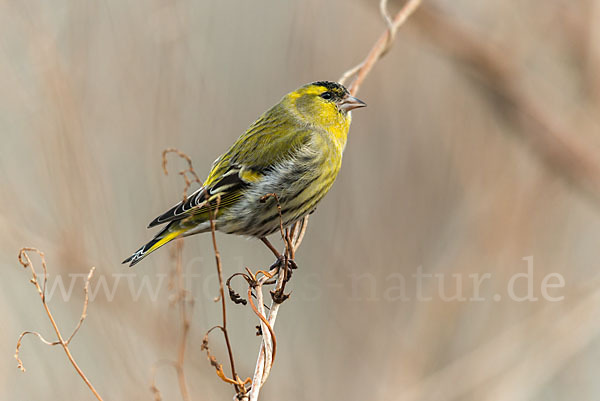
[247,284,277,364]
[293,216,309,254]
[247,219,309,401]
[151,149,200,401]
[14,248,103,401]
[201,326,251,388]
[249,214,308,399]
[163,147,245,392]
[162,147,203,200]
[66,266,94,345]
[339,0,422,95]
[207,194,243,391]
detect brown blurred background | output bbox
[3,0,600,400]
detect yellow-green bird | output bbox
[123,81,366,266]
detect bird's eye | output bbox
[320,92,333,100]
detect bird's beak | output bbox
[339,95,367,112]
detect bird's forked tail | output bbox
[122,223,185,267]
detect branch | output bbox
[206,194,248,391]
[339,0,422,95]
[247,218,308,401]
[14,248,103,401]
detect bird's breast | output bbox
[219,133,343,237]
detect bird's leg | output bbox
[260,236,297,289]
[260,237,281,260]
[261,236,288,279]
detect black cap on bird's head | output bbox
[311,81,349,98]
[310,81,367,112]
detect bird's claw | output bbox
[270,287,291,304]
[269,255,297,270]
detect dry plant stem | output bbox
[248,274,283,401]
[207,197,240,388]
[287,231,295,258]
[248,276,275,401]
[67,265,94,344]
[248,220,307,401]
[151,149,197,401]
[163,148,243,391]
[339,0,422,95]
[247,284,277,364]
[162,148,203,200]
[15,248,103,401]
[293,216,309,254]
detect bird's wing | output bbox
[148,108,313,228]
[206,107,313,183]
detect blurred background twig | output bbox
[414,5,600,206]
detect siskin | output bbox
[123,81,366,266]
